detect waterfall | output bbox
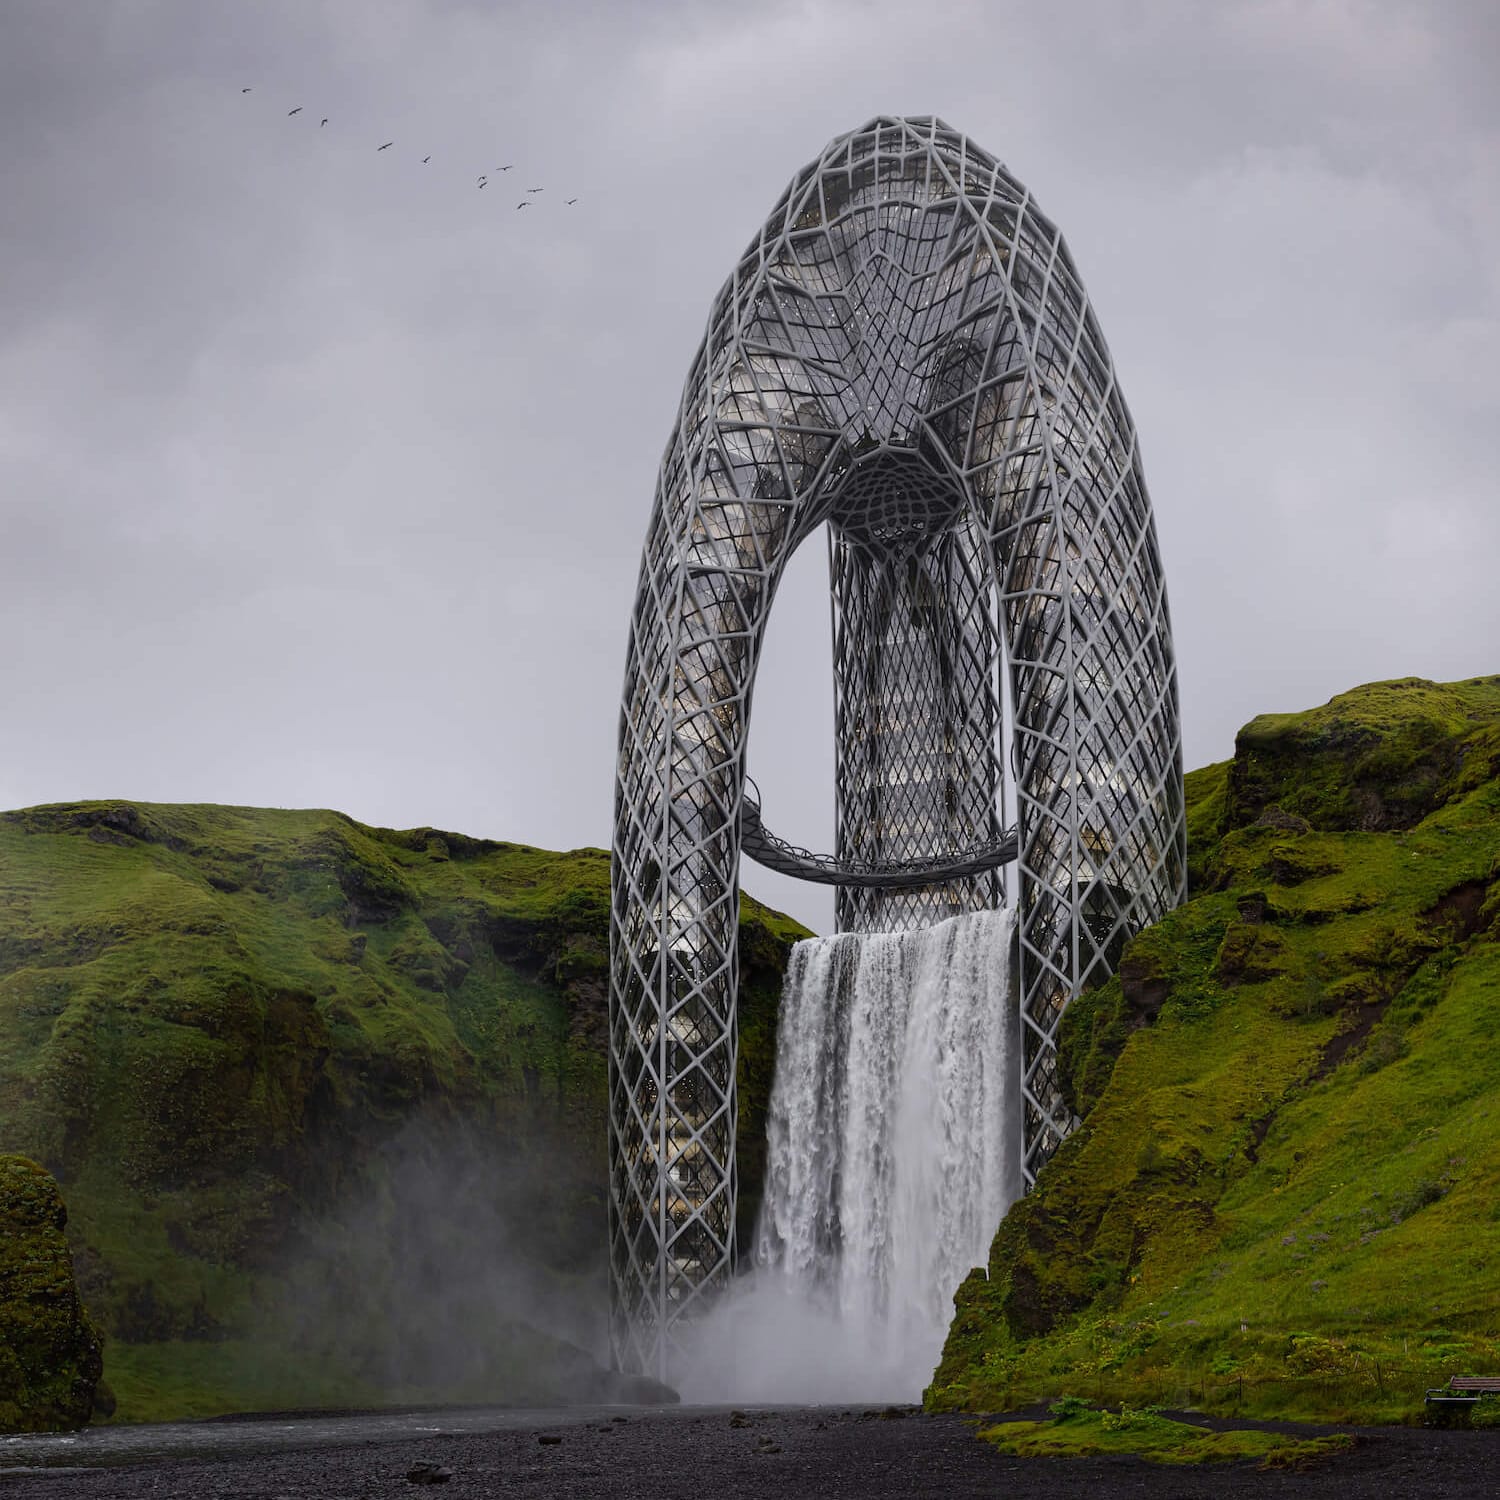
[679,906,1019,1402]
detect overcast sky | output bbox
[2,0,1495,929]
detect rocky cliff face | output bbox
[0,1154,103,1430]
[0,803,807,1422]
[931,675,1500,1424]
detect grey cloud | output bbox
[1,0,1495,932]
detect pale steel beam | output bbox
[610,117,1185,1380]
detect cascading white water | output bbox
[678,906,1019,1402]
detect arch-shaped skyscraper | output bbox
[610,117,1185,1378]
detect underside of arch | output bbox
[609,116,1185,1381]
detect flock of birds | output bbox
[240,87,578,208]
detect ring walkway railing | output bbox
[740,785,1018,889]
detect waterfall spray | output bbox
[680,907,1018,1401]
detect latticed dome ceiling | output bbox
[825,447,968,552]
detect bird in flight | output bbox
[240,88,584,219]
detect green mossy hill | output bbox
[932,675,1500,1425]
[0,802,809,1423]
[0,1154,104,1430]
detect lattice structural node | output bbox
[609,116,1185,1381]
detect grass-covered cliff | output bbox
[0,801,808,1423]
[931,675,1500,1424]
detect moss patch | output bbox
[980,1400,1353,1468]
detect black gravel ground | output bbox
[4,1404,1499,1499]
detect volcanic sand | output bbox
[5,1405,1500,1498]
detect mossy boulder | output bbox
[1225,676,1500,837]
[932,674,1500,1426]
[0,1154,103,1431]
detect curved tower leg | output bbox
[944,200,1186,1180]
[609,494,790,1380]
[608,327,846,1377]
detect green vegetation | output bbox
[0,802,808,1425]
[932,675,1500,1426]
[0,1154,103,1430]
[980,1397,1353,1468]
[95,1318,629,1421]
[1472,1396,1500,1428]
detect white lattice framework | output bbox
[609,117,1185,1379]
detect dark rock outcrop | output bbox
[0,1155,103,1431]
